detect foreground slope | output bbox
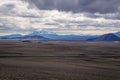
[0,41,120,80]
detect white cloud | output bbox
[0,0,120,36]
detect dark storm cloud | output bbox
[24,0,120,13]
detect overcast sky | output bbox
[0,0,120,35]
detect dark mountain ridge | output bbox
[94,33,120,41]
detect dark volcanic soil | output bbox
[0,40,120,80]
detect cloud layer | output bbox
[24,0,120,13]
[0,0,120,35]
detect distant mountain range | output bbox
[27,31,97,41]
[0,31,120,41]
[0,34,22,39]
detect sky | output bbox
[0,0,120,35]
